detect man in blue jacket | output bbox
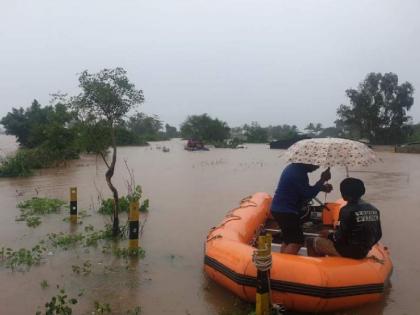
[271,163,332,254]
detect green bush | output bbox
[98,186,149,215]
[0,150,34,177]
[0,147,80,178]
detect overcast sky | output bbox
[1,0,419,129]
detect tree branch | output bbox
[100,152,110,169]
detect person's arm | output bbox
[294,168,332,199]
[292,172,323,199]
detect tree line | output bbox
[1,70,419,176]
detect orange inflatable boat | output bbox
[204,192,392,313]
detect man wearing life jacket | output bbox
[307,177,382,259]
[271,163,333,255]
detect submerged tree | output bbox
[180,113,230,142]
[243,122,268,143]
[73,68,144,236]
[336,72,414,144]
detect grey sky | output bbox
[1,0,419,129]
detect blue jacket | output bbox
[271,163,323,215]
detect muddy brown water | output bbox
[0,135,419,315]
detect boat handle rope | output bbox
[206,234,222,242]
[206,215,242,239]
[252,244,272,271]
[366,255,385,264]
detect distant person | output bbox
[271,163,333,255]
[307,177,382,259]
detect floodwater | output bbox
[0,135,419,315]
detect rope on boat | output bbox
[367,255,385,264]
[252,244,272,272]
[206,234,222,242]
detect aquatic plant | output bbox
[0,244,46,270]
[36,286,78,315]
[47,233,84,250]
[16,197,66,228]
[112,247,145,259]
[26,216,42,227]
[92,301,111,314]
[40,280,49,289]
[71,260,92,275]
[126,306,141,315]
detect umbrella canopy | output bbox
[282,138,380,167]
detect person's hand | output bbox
[320,167,331,182]
[321,183,333,193]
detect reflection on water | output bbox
[0,135,419,314]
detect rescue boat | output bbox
[204,192,392,313]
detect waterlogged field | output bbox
[0,135,419,314]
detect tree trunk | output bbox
[105,126,120,237]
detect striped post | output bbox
[256,233,272,315]
[128,199,140,249]
[70,187,77,223]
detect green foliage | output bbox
[0,144,78,178]
[91,301,111,315]
[0,245,46,270]
[73,68,145,235]
[336,72,415,144]
[243,122,268,143]
[74,68,144,123]
[267,124,299,141]
[18,197,65,215]
[0,100,79,156]
[47,233,85,250]
[115,124,149,146]
[36,286,78,315]
[128,112,163,140]
[98,186,149,215]
[71,260,92,275]
[165,123,179,138]
[0,149,34,177]
[40,280,49,289]
[126,306,142,315]
[407,123,420,142]
[180,113,230,142]
[16,197,65,228]
[47,226,116,250]
[98,196,129,215]
[113,247,145,259]
[26,216,42,227]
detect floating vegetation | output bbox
[71,260,92,275]
[113,247,145,259]
[36,286,78,315]
[0,245,46,271]
[62,209,91,222]
[90,302,142,315]
[2,224,143,271]
[126,306,142,315]
[92,301,112,314]
[16,197,66,228]
[40,280,49,289]
[47,232,85,250]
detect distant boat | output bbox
[184,139,209,151]
[269,135,311,149]
[162,147,170,152]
